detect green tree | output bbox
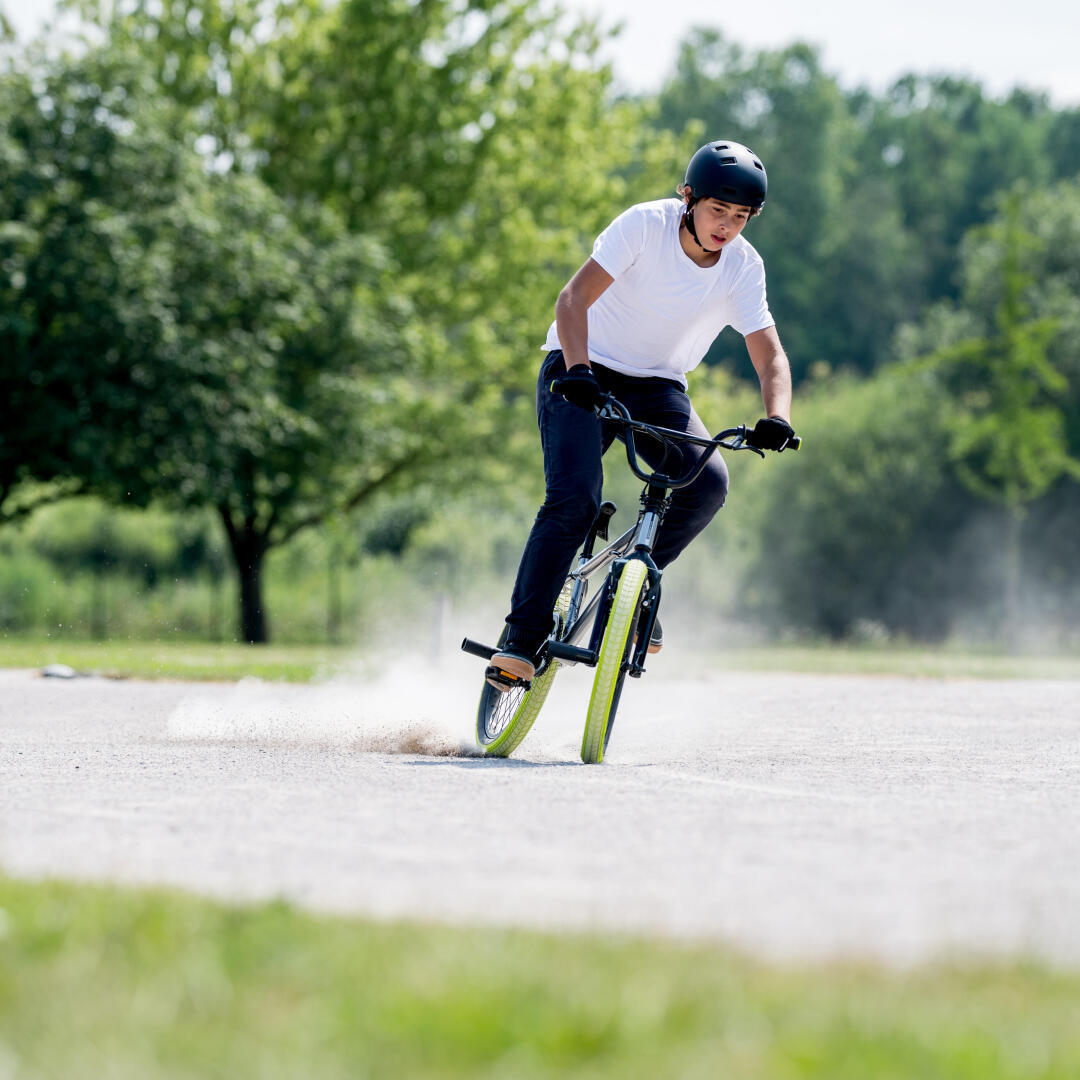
[149,177,446,644]
[863,78,1057,301]
[0,50,441,642]
[0,56,192,516]
[919,194,1080,638]
[737,370,965,640]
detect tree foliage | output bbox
[746,182,1080,642]
[1,55,191,511]
[929,196,1078,510]
[738,370,965,640]
[1,48,439,640]
[902,188,1080,638]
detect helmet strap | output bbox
[682,201,721,255]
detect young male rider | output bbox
[488,140,797,690]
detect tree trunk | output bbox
[219,507,270,644]
[238,555,268,644]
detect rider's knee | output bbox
[688,460,728,515]
[707,468,729,510]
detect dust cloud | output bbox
[166,660,485,757]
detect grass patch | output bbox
[0,638,357,682]
[1,875,1078,1079]
[705,644,1080,680]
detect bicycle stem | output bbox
[635,507,662,552]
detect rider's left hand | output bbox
[747,416,796,452]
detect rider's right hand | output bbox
[550,366,604,412]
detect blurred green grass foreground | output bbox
[2,875,1079,1080]
[0,637,354,682]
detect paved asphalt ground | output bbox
[2,661,1078,967]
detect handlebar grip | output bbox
[787,435,801,451]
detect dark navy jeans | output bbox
[503,350,729,655]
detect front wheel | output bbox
[580,559,649,764]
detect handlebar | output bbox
[596,393,799,491]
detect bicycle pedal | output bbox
[484,665,533,693]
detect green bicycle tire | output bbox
[475,582,573,758]
[580,558,649,764]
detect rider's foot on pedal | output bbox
[485,650,536,692]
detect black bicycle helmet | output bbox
[683,140,767,210]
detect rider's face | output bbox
[685,195,753,249]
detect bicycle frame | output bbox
[556,521,657,679]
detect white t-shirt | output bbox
[542,198,774,386]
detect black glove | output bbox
[747,416,796,452]
[550,366,604,412]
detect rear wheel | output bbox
[476,581,572,757]
[580,559,648,764]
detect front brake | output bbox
[735,431,766,458]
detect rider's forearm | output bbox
[755,347,792,422]
[760,359,792,422]
[745,326,793,423]
[555,287,592,370]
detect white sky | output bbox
[576,0,1080,105]
[4,0,1079,106]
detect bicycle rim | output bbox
[580,559,648,764]
[475,582,573,758]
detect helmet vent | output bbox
[719,156,737,165]
[753,161,764,170]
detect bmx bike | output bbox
[461,392,798,764]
